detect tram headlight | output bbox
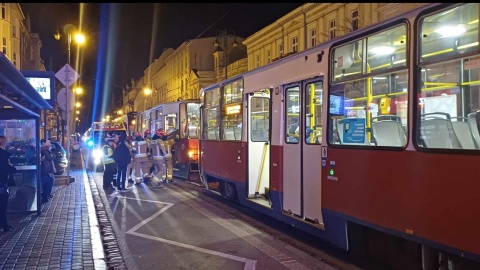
[93,158,101,165]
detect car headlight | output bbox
[92,149,103,158]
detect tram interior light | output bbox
[434,25,465,37]
[369,46,395,56]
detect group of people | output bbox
[101,128,174,191]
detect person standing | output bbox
[40,139,56,203]
[102,137,116,190]
[113,137,131,191]
[0,135,15,232]
[125,136,135,183]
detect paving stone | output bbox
[0,165,99,270]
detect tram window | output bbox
[180,103,187,138]
[222,110,242,141]
[203,89,220,140]
[420,3,479,63]
[305,81,322,144]
[164,114,176,135]
[417,4,480,150]
[222,79,243,141]
[417,59,480,150]
[224,80,243,104]
[250,97,269,142]
[185,103,200,138]
[328,71,408,147]
[285,86,300,144]
[332,25,407,83]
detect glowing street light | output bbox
[75,102,81,108]
[74,33,86,45]
[74,87,83,95]
[144,87,152,95]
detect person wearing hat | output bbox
[102,137,116,190]
[134,132,144,142]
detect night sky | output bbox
[20,3,303,132]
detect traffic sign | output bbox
[55,64,79,88]
[57,87,75,112]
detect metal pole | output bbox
[66,32,71,179]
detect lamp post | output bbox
[54,24,85,179]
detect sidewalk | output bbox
[0,151,106,269]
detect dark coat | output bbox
[40,145,56,176]
[0,148,16,185]
[113,142,131,167]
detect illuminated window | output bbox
[202,88,220,140]
[222,79,243,141]
[285,86,300,144]
[305,81,323,144]
[417,3,480,151]
[329,24,409,148]
[256,54,260,67]
[266,50,271,64]
[279,43,283,58]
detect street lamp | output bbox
[54,23,86,180]
[74,86,83,95]
[143,85,154,110]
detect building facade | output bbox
[243,3,428,71]
[122,36,247,115]
[121,3,429,119]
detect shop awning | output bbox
[0,52,52,113]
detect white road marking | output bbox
[164,187,311,270]
[81,155,107,269]
[113,195,257,270]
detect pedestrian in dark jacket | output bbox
[113,138,131,191]
[0,135,15,232]
[40,139,56,203]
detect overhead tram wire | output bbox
[193,3,239,40]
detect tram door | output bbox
[283,80,324,224]
[247,90,271,204]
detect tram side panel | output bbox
[323,148,480,260]
[172,138,199,179]
[201,140,247,197]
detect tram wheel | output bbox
[224,182,237,199]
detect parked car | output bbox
[50,142,68,175]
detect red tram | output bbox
[199,3,480,268]
[135,99,201,180]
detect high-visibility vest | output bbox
[102,145,115,165]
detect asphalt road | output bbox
[90,172,361,270]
